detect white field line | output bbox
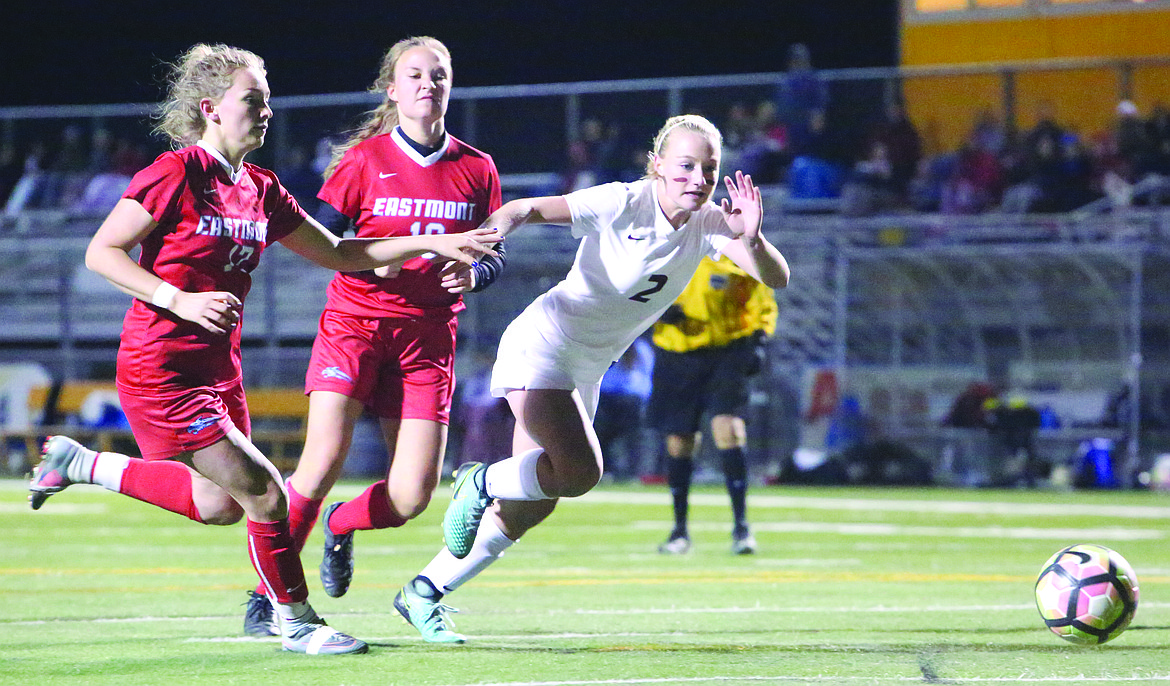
[6,479,1170,519]
[425,674,1170,678]
[12,601,1170,627]
[577,490,1170,519]
[432,674,1170,678]
[636,520,1164,541]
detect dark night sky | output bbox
[4,1,899,107]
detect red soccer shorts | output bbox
[305,310,457,424]
[117,379,250,461]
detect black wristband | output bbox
[470,242,507,293]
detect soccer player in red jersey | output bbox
[26,44,498,656]
[237,36,506,640]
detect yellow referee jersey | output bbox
[651,255,778,353]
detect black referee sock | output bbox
[666,457,694,536]
[719,446,749,531]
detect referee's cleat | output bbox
[281,614,368,655]
[658,531,692,555]
[731,526,757,555]
[442,462,492,559]
[29,435,88,510]
[394,577,466,644]
[243,590,278,637]
[319,502,354,598]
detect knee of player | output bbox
[199,500,245,526]
[558,463,603,498]
[387,485,433,520]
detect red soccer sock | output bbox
[286,480,323,553]
[118,458,203,523]
[247,519,308,604]
[254,481,322,596]
[327,480,407,535]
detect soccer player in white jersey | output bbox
[394,114,789,642]
[238,36,507,640]
[24,44,499,656]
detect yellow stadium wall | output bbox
[901,8,1170,153]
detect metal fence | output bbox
[4,55,1169,190]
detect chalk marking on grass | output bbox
[633,520,1163,541]
[0,502,106,515]
[12,601,1170,627]
[576,490,1170,520]
[428,676,1170,685]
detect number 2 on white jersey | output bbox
[629,274,668,303]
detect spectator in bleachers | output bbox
[72,130,140,216]
[3,139,49,216]
[1057,132,1099,210]
[970,107,1009,158]
[452,346,514,470]
[1000,118,1077,213]
[736,100,790,184]
[559,138,599,193]
[86,128,115,176]
[1114,100,1156,181]
[840,140,901,216]
[907,154,950,212]
[722,102,756,154]
[1148,102,1170,176]
[865,100,922,198]
[944,382,997,429]
[585,118,628,185]
[940,138,1004,215]
[275,144,321,216]
[0,138,22,211]
[310,135,334,178]
[41,124,90,209]
[774,42,828,160]
[594,334,654,482]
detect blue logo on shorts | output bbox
[321,366,354,382]
[187,416,218,435]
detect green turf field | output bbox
[1,477,1167,685]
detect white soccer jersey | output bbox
[491,178,735,410]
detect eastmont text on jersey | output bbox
[371,197,476,220]
[196,215,269,241]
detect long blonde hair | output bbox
[154,44,265,149]
[643,114,723,178]
[323,36,451,179]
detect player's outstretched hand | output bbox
[426,228,502,267]
[719,171,762,242]
[169,291,242,335]
[438,261,476,293]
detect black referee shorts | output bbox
[646,336,756,436]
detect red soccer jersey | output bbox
[317,129,502,319]
[116,145,305,393]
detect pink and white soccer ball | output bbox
[1035,543,1139,645]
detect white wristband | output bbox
[150,282,180,310]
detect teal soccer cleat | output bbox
[441,462,492,559]
[394,577,466,644]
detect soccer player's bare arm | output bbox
[483,195,572,237]
[85,198,164,301]
[278,217,500,272]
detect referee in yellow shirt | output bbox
[647,255,778,554]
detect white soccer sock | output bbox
[272,599,317,637]
[484,448,548,500]
[90,452,130,492]
[421,516,516,595]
